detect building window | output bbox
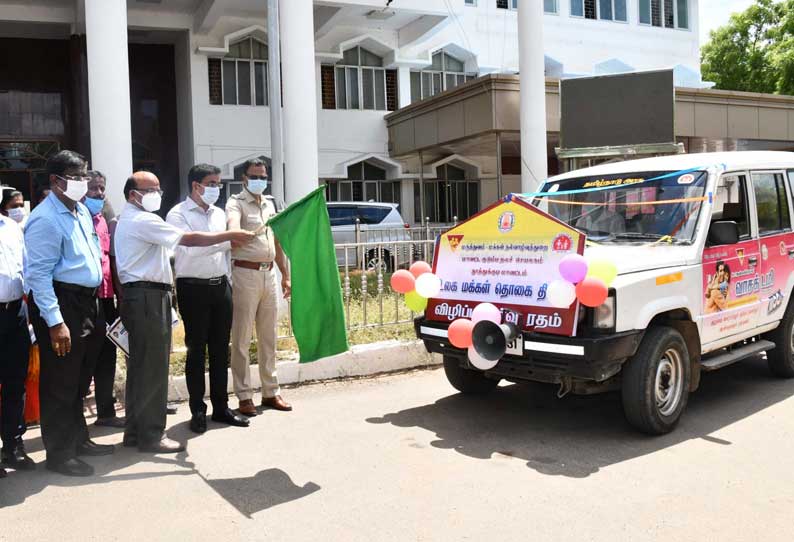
[496,0,508,8]
[208,37,268,106]
[571,0,625,21]
[465,0,476,5]
[410,51,477,103]
[325,47,390,111]
[545,0,559,13]
[415,164,479,223]
[326,162,401,208]
[640,0,688,29]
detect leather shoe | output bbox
[77,440,115,457]
[95,416,126,428]
[46,458,94,477]
[238,399,258,417]
[211,408,250,427]
[190,413,207,434]
[138,437,185,454]
[261,395,292,412]
[122,433,138,447]
[2,446,36,471]
[0,467,6,478]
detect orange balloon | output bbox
[390,269,416,294]
[575,277,608,307]
[448,318,474,349]
[409,261,432,278]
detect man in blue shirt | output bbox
[25,150,113,477]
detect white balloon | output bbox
[468,346,498,371]
[415,273,442,298]
[547,279,577,308]
[471,302,502,324]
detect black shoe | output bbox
[122,433,138,447]
[0,467,6,478]
[77,440,115,457]
[138,437,185,454]
[94,416,126,428]
[166,403,178,415]
[190,413,207,434]
[211,408,250,427]
[2,446,36,471]
[46,457,94,477]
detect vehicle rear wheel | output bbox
[621,326,690,435]
[765,306,794,378]
[443,355,500,394]
[365,249,393,272]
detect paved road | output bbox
[2,358,794,541]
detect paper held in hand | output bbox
[106,309,180,357]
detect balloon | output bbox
[448,319,474,349]
[559,254,588,284]
[390,270,416,294]
[415,273,442,298]
[575,277,608,307]
[409,261,432,278]
[468,346,498,371]
[587,258,618,286]
[547,279,577,308]
[405,290,428,312]
[471,302,501,324]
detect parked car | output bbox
[328,201,412,271]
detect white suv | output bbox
[328,202,411,270]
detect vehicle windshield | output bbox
[534,170,708,244]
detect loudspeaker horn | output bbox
[471,320,520,362]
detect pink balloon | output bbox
[471,303,502,325]
[390,270,416,294]
[409,261,433,278]
[575,277,608,307]
[559,254,588,284]
[448,319,474,349]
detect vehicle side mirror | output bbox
[708,220,739,246]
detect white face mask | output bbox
[60,179,88,202]
[200,185,220,206]
[7,207,25,223]
[247,178,268,195]
[136,191,162,213]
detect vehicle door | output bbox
[701,172,762,345]
[754,170,794,329]
[328,205,358,268]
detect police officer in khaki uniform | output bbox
[226,158,291,416]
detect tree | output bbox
[701,0,794,95]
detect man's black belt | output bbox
[123,281,173,292]
[53,281,99,297]
[0,299,22,311]
[176,276,227,286]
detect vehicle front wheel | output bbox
[621,326,691,435]
[443,355,500,394]
[765,306,794,378]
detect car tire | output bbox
[365,249,393,272]
[765,306,794,378]
[443,355,500,394]
[621,326,691,435]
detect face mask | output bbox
[60,179,88,202]
[137,191,162,213]
[7,207,25,223]
[84,197,104,216]
[247,178,268,195]
[200,185,220,206]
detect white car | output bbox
[328,201,412,270]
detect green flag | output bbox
[268,187,349,362]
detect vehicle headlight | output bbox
[593,295,616,330]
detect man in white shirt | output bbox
[0,213,34,476]
[115,171,253,453]
[166,164,249,434]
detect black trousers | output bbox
[0,300,30,451]
[93,297,118,419]
[120,285,171,446]
[176,278,232,416]
[29,286,103,464]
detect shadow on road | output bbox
[366,357,794,478]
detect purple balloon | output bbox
[558,254,588,284]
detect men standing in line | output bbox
[226,159,292,416]
[0,196,34,477]
[166,164,250,434]
[25,150,112,477]
[115,171,253,453]
[85,171,124,428]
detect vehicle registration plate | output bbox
[505,338,523,356]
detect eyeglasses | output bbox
[57,175,92,183]
[247,175,268,181]
[134,188,164,196]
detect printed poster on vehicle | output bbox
[428,196,585,337]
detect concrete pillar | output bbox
[267,0,284,208]
[85,0,133,213]
[517,0,548,193]
[280,0,320,203]
[397,65,412,108]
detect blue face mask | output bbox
[84,197,104,216]
[247,179,268,195]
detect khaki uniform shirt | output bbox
[225,190,277,263]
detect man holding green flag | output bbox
[268,186,349,363]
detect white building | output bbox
[0,0,704,220]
